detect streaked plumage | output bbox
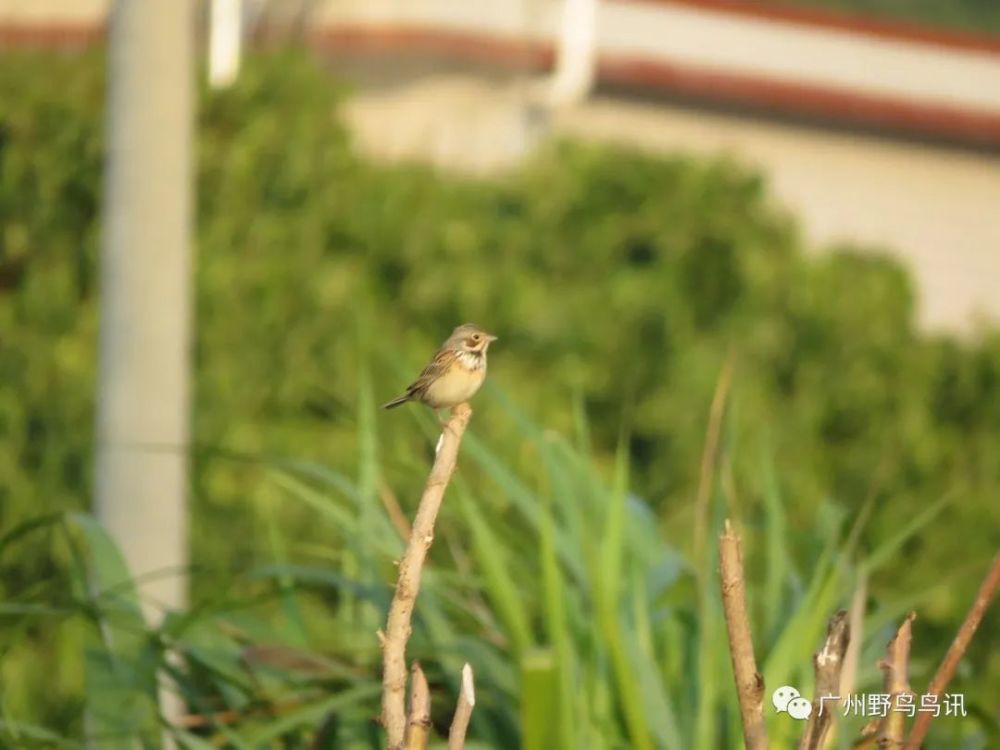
[382,323,497,413]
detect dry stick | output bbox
[827,578,869,748]
[380,403,474,750]
[693,353,735,562]
[405,662,432,750]
[447,663,476,750]
[840,575,868,699]
[719,519,769,750]
[176,692,311,729]
[797,610,851,750]
[876,612,916,748]
[379,478,413,540]
[720,457,742,527]
[853,726,880,750]
[904,551,1000,750]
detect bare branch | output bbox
[840,575,868,699]
[853,721,880,749]
[719,519,768,750]
[904,552,1000,750]
[447,663,476,750]
[877,612,915,747]
[798,610,851,750]
[381,403,474,750]
[693,353,735,562]
[379,478,412,541]
[405,662,431,750]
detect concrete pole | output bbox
[209,0,243,88]
[95,0,195,726]
[549,0,600,106]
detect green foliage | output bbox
[70,513,163,749]
[0,401,975,748]
[1,50,999,746]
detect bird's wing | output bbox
[406,348,458,398]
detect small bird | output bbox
[382,323,498,418]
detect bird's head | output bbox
[448,323,498,354]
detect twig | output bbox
[379,478,412,540]
[798,610,851,750]
[176,707,243,729]
[447,663,476,750]
[405,662,431,750]
[443,529,508,648]
[693,353,735,562]
[241,644,350,675]
[720,456,742,528]
[840,574,868,698]
[904,551,1000,750]
[877,613,915,747]
[853,721,880,749]
[719,519,768,750]
[176,692,308,728]
[380,403,474,750]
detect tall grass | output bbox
[0,373,982,749]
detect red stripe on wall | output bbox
[316,24,1000,147]
[623,0,1000,56]
[597,54,1000,146]
[3,1,1000,56]
[311,26,554,69]
[0,22,104,48]
[3,20,999,146]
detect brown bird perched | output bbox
[382,323,498,418]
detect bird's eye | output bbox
[472,333,481,341]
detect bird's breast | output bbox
[423,357,487,408]
[457,351,486,371]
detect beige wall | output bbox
[598,2,1000,112]
[344,73,1000,332]
[322,0,1000,114]
[0,0,107,24]
[556,96,1000,332]
[5,0,999,331]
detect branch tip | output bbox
[904,553,1000,750]
[448,663,476,750]
[719,525,768,750]
[381,405,474,748]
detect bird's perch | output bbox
[380,403,473,750]
[448,663,476,750]
[877,612,915,747]
[797,610,851,750]
[719,520,769,750]
[404,663,431,750]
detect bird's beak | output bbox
[486,333,498,343]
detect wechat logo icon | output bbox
[772,685,812,721]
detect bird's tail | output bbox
[381,394,411,410]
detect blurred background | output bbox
[1,0,998,748]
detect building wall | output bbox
[556,95,1000,331]
[0,0,106,24]
[340,70,1000,331]
[3,0,999,331]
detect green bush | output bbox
[1,50,998,742]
